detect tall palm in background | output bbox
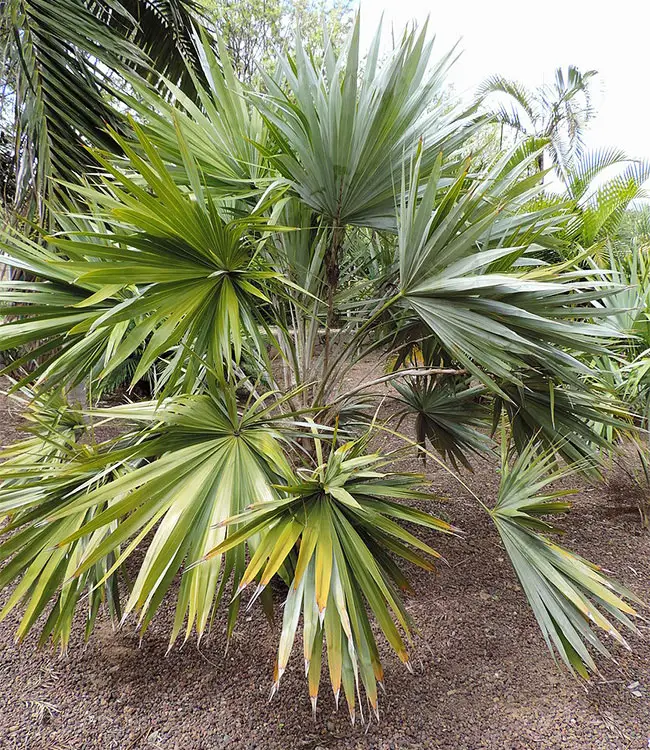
[478,68,650,260]
[478,65,596,182]
[563,147,650,253]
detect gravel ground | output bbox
[1,385,650,749]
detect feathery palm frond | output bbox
[2,0,206,214]
[478,66,596,178]
[565,147,628,200]
[107,0,204,95]
[477,75,537,130]
[576,160,650,247]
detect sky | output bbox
[357,0,650,163]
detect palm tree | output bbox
[0,19,642,719]
[478,65,597,183]
[564,147,650,250]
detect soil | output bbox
[1,381,650,750]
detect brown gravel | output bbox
[1,382,650,750]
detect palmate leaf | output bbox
[0,476,125,651]
[0,390,124,650]
[0,385,295,648]
[0,122,289,394]
[206,437,456,722]
[397,142,625,393]
[588,246,650,425]
[494,376,634,470]
[0,386,87,474]
[254,14,478,231]
[127,32,268,196]
[490,440,642,677]
[0,226,120,392]
[590,244,650,346]
[392,377,493,471]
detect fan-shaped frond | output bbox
[490,441,641,678]
[205,436,455,722]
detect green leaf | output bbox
[490,439,642,677]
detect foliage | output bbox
[203,0,354,82]
[478,66,596,180]
[392,375,492,470]
[0,14,645,720]
[491,439,641,677]
[0,386,296,648]
[563,148,650,252]
[0,0,207,215]
[211,435,454,720]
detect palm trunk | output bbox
[322,221,344,375]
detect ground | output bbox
[0,384,649,750]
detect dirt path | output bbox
[0,390,649,750]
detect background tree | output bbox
[478,65,597,182]
[202,0,353,81]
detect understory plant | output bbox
[0,14,644,721]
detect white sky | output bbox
[358,0,650,163]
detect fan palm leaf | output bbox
[392,376,492,470]
[494,376,633,469]
[126,32,268,196]
[396,143,625,393]
[205,436,456,721]
[0,122,291,393]
[490,440,641,677]
[254,15,477,231]
[0,386,295,647]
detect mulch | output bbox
[1,386,650,750]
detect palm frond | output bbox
[397,143,624,393]
[571,160,650,246]
[3,0,207,214]
[254,15,478,230]
[106,0,204,95]
[392,376,492,470]
[126,32,268,195]
[566,147,629,200]
[477,75,538,123]
[0,122,291,393]
[490,440,641,678]
[0,386,295,648]
[494,377,633,469]
[205,436,456,722]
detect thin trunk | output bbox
[322,220,344,375]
